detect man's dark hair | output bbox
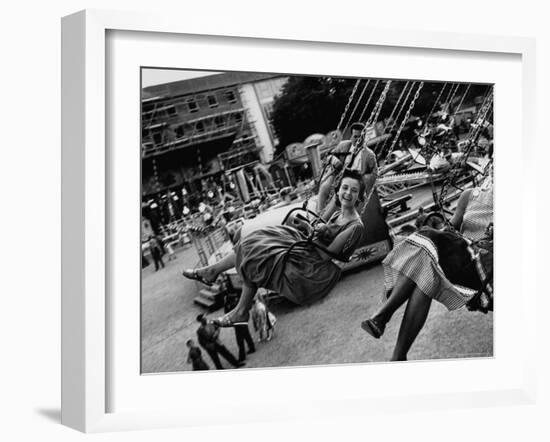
[350,122,365,133]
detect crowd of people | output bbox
[179,116,493,368]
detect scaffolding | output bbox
[142,108,248,158]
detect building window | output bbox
[175,126,185,138]
[187,98,199,113]
[214,116,224,129]
[152,132,162,144]
[195,121,204,133]
[263,102,274,121]
[165,105,177,117]
[225,90,237,104]
[207,94,218,108]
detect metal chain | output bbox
[364,80,392,130]
[357,79,380,123]
[465,87,493,141]
[384,81,424,163]
[447,83,460,110]
[323,81,391,209]
[336,79,361,132]
[359,168,379,216]
[369,82,392,127]
[442,83,457,111]
[415,82,449,159]
[454,84,471,115]
[345,79,371,129]
[437,91,493,214]
[388,81,416,134]
[470,96,493,142]
[378,81,411,154]
[311,78,363,208]
[355,81,393,214]
[378,81,415,157]
[422,82,447,131]
[423,83,461,156]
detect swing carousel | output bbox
[189,78,494,310]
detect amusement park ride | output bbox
[149,79,494,310]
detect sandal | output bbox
[361,318,384,339]
[213,313,249,328]
[181,269,215,286]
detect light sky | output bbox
[141,68,220,88]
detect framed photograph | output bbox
[62,9,536,433]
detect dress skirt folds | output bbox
[235,225,341,305]
[234,214,364,305]
[383,227,485,310]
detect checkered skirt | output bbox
[382,232,478,310]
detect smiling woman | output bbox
[182,169,365,326]
[58,9,536,429]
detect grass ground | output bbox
[141,244,493,373]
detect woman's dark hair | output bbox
[336,168,365,205]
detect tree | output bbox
[270,76,356,155]
[270,76,492,157]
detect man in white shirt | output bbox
[317,122,378,218]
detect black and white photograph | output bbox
[140,68,494,373]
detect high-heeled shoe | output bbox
[181,269,215,286]
[361,318,385,339]
[212,313,249,328]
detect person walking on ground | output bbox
[224,295,255,362]
[195,314,245,369]
[186,338,209,371]
[148,235,165,271]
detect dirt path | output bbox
[141,246,492,373]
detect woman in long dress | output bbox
[183,169,365,327]
[361,177,493,361]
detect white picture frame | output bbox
[61,9,537,433]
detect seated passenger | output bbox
[361,175,493,361]
[182,170,366,327]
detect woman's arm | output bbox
[284,212,315,237]
[328,142,346,171]
[314,222,363,260]
[450,189,472,230]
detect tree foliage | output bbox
[270,76,356,155]
[270,76,492,156]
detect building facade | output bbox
[141,72,288,200]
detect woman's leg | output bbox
[216,282,257,326]
[183,251,236,283]
[370,274,417,327]
[210,252,236,275]
[391,287,432,361]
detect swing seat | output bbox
[382,194,412,216]
[281,207,362,264]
